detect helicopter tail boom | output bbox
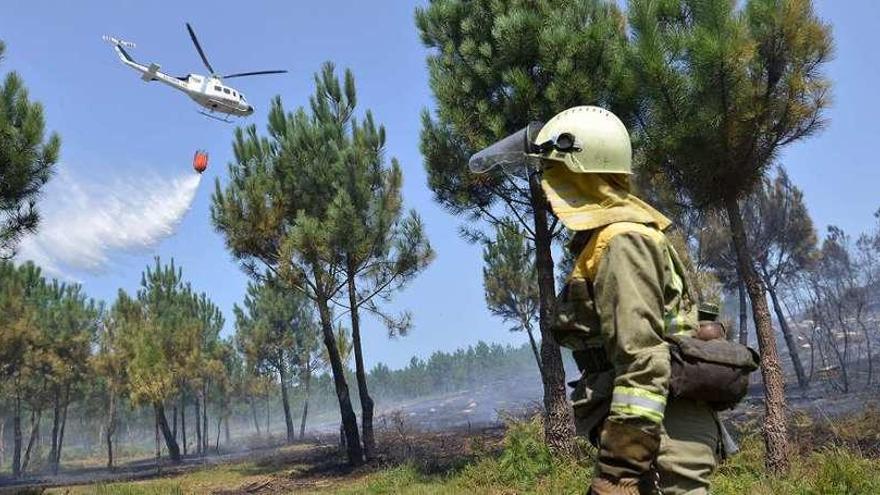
[141,63,161,82]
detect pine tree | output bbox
[415,0,631,454]
[0,262,43,477]
[212,63,372,465]
[328,82,434,460]
[750,169,816,388]
[234,279,315,443]
[189,290,225,455]
[482,222,542,376]
[44,282,99,474]
[94,292,131,468]
[628,0,833,472]
[0,40,60,258]
[124,257,217,463]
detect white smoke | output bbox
[17,165,202,277]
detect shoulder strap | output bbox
[569,222,665,282]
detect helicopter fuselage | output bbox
[106,40,254,117]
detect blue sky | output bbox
[2,0,877,369]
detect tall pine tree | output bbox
[213,64,378,465]
[415,0,632,453]
[628,0,832,472]
[329,96,433,460]
[234,278,316,444]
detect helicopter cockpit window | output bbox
[214,85,222,91]
[223,88,230,94]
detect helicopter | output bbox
[103,23,287,121]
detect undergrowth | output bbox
[56,410,880,494]
[349,413,880,495]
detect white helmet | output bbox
[467,106,632,175]
[533,106,632,174]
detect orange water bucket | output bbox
[193,150,209,173]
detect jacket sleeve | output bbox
[591,231,671,479]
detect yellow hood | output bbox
[540,164,671,232]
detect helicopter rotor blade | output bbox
[186,22,215,75]
[222,70,288,79]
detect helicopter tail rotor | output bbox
[102,35,136,49]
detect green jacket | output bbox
[553,221,698,430]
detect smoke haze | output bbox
[18,165,202,276]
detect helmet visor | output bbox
[468,122,545,174]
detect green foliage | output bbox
[494,416,554,485]
[115,257,225,407]
[212,63,361,298]
[234,279,315,378]
[416,0,631,232]
[456,417,590,493]
[702,167,817,289]
[712,435,880,495]
[629,0,833,209]
[415,1,629,452]
[0,40,61,258]
[482,222,538,334]
[213,61,402,463]
[329,95,433,337]
[365,341,538,400]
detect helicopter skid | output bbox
[198,110,233,123]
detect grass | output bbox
[49,462,258,495]
[50,411,880,495]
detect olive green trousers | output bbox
[655,399,720,495]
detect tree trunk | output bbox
[854,300,873,387]
[808,325,816,383]
[725,197,790,473]
[202,383,209,454]
[46,388,60,473]
[194,395,202,456]
[527,173,576,455]
[250,395,261,437]
[54,384,70,473]
[346,260,375,461]
[21,407,42,474]
[278,361,296,443]
[314,279,363,466]
[339,422,346,451]
[0,418,6,467]
[809,290,849,391]
[154,409,161,474]
[738,278,749,345]
[154,403,181,463]
[524,323,545,378]
[215,414,222,453]
[765,279,807,389]
[300,362,311,440]
[180,391,187,456]
[172,406,178,441]
[106,392,117,469]
[224,411,231,445]
[830,296,851,393]
[12,392,21,478]
[49,386,61,473]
